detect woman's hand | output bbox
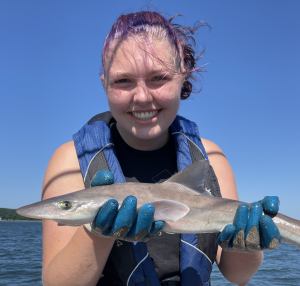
[217,196,281,253]
[88,170,165,242]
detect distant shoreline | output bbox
[0,220,42,222]
[0,208,41,221]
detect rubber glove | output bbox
[89,170,165,242]
[217,196,281,253]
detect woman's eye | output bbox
[151,75,168,82]
[115,79,129,84]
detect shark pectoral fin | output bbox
[151,200,190,222]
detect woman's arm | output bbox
[202,139,263,286]
[42,141,115,286]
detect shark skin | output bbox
[16,160,300,250]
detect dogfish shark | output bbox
[17,160,300,249]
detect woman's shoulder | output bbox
[201,138,224,155]
[42,141,84,200]
[50,141,78,161]
[200,138,227,175]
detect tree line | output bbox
[0,208,41,221]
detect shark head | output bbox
[16,190,109,225]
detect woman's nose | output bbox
[133,82,152,104]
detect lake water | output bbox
[1,221,299,285]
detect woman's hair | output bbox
[102,11,209,100]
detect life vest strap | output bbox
[73,111,220,286]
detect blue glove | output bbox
[217,196,281,253]
[90,170,165,242]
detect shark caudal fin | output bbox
[165,160,212,196]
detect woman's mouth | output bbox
[130,110,160,121]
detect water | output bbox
[211,242,300,285]
[1,221,300,285]
[0,222,43,286]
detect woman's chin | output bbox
[130,127,169,149]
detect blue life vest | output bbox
[73,111,221,286]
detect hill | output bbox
[0,208,41,221]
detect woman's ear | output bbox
[100,74,106,91]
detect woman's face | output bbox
[102,36,184,150]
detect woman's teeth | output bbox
[132,110,158,121]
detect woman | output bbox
[42,11,280,286]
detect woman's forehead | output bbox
[104,37,179,75]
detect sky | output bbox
[0,1,299,219]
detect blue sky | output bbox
[0,1,299,219]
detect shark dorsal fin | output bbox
[165,160,213,196]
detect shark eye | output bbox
[58,201,73,210]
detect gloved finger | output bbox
[143,221,165,240]
[149,221,165,236]
[125,203,155,241]
[217,224,235,248]
[261,196,279,216]
[91,170,114,187]
[112,196,137,238]
[92,199,119,233]
[245,202,263,251]
[232,203,249,250]
[259,215,281,249]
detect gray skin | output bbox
[17,160,300,249]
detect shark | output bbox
[17,160,300,249]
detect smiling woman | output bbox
[99,13,202,150]
[41,10,281,286]
[103,37,183,149]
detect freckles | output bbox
[107,87,121,98]
[154,87,180,106]
[108,90,132,112]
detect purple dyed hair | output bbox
[102,11,209,99]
